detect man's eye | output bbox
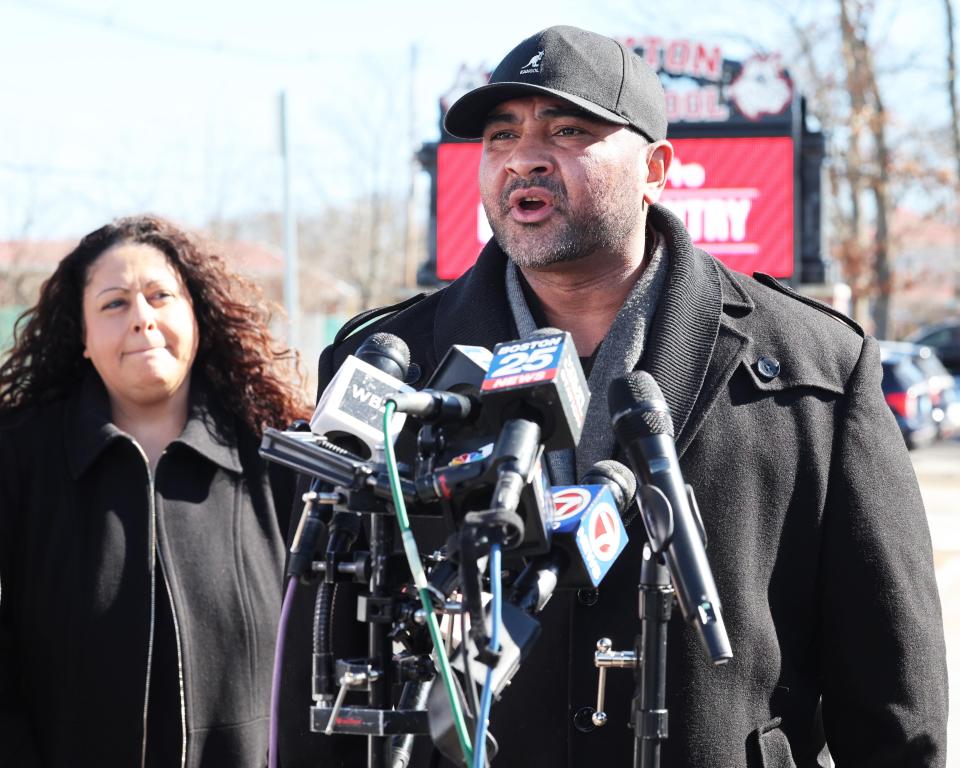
[487,130,515,141]
[556,126,584,136]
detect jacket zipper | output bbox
[139,445,156,768]
[134,443,188,768]
[158,542,188,768]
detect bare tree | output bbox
[946,0,960,186]
[788,1,898,334]
[839,0,895,337]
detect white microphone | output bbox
[309,332,415,459]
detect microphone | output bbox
[511,460,636,610]
[425,344,493,392]
[309,332,415,459]
[442,328,588,556]
[478,328,590,452]
[389,344,494,423]
[608,371,732,665]
[451,460,634,702]
[389,390,474,422]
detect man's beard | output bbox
[482,175,641,270]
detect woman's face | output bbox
[82,241,199,411]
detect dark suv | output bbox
[879,350,937,450]
[879,341,960,440]
[907,319,960,376]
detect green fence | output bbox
[0,306,26,358]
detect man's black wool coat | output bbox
[280,205,947,768]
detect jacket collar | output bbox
[65,370,126,479]
[65,370,243,479]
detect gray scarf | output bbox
[505,230,669,485]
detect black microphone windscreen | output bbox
[608,371,674,439]
[357,332,411,381]
[580,459,637,514]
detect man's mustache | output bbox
[499,178,567,214]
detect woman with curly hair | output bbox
[0,215,309,768]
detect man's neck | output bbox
[518,241,651,356]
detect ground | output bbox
[913,437,960,766]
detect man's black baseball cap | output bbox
[444,25,667,142]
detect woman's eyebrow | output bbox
[95,285,128,298]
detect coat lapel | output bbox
[641,205,753,456]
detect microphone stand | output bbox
[633,542,675,768]
[367,511,393,768]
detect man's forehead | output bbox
[483,95,613,125]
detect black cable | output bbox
[312,581,335,698]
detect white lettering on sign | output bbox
[497,337,561,355]
[349,386,387,412]
[664,84,730,122]
[661,198,754,243]
[667,158,707,189]
[620,36,724,82]
[485,371,549,389]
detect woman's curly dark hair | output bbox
[0,214,309,433]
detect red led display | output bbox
[436,136,794,281]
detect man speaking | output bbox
[283,25,947,767]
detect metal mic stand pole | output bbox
[633,542,674,768]
[367,511,393,768]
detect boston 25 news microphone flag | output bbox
[609,370,732,665]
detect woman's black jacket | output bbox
[0,373,292,767]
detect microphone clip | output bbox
[637,483,707,555]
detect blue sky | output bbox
[0,0,953,240]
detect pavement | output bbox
[911,437,960,766]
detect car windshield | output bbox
[916,327,957,347]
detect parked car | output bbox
[879,348,938,450]
[880,341,960,440]
[906,319,960,377]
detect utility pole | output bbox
[403,44,420,290]
[279,90,300,349]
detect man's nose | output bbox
[131,294,158,333]
[504,134,554,178]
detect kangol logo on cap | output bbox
[519,50,544,75]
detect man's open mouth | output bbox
[518,196,547,211]
[507,187,557,220]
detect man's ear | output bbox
[642,140,674,205]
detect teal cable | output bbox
[382,402,474,765]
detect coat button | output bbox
[577,588,599,606]
[572,706,597,733]
[756,356,781,380]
